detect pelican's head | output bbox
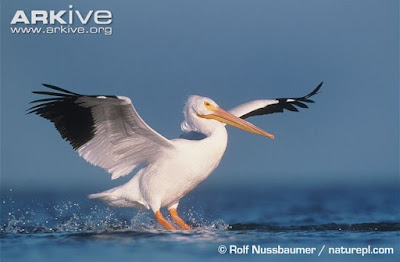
[181,95,274,139]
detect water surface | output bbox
[1,185,399,262]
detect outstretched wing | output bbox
[28,84,174,180]
[229,82,323,119]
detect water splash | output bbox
[0,195,231,235]
[1,189,399,236]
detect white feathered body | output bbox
[89,125,228,212]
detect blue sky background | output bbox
[1,0,399,193]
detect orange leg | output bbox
[169,208,191,230]
[154,210,176,230]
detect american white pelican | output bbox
[28,82,323,230]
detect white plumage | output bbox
[229,99,279,118]
[75,95,174,180]
[28,82,322,230]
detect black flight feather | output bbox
[28,84,95,150]
[240,82,323,119]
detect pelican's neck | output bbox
[202,124,228,152]
[180,122,226,146]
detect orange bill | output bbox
[197,107,274,139]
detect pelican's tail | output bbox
[89,171,149,210]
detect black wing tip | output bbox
[28,84,80,114]
[240,81,323,118]
[282,81,323,112]
[40,83,80,95]
[28,85,96,149]
[30,84,80,103]
[304,81,324,98]
[315,81,324,93]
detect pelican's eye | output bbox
[204,101,215,111]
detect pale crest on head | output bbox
[181,95,219,134]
